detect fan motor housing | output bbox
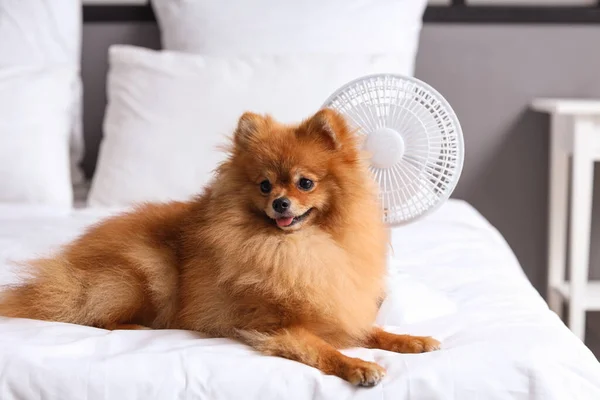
[365,127,405,169]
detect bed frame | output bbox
[82,1,600,24]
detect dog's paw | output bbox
[345,359,386,387]
[404,336,441,353]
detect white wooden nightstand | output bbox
[531,98,600,341]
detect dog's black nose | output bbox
[272,197,291,213]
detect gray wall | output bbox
[81,23,600,298]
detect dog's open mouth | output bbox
[274,208,313,228]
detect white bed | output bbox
[1,199,598,400]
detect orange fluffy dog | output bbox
[0,109,440,386]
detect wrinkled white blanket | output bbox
[0,200,598,400]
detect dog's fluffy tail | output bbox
[0,257,84,323]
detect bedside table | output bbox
[532,98,600,341]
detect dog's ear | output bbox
[234,112,266,149]
[298,108,350,150]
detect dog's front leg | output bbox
[364,326,441,353]
[239,326,386,387]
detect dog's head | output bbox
[226,108,363,232]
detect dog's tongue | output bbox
[276,217,294,227]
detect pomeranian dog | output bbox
[0,109,440,386]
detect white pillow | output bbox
[88,45,407,206]
[151,0,427,75]
[0,66,75,207]
[0,0,84,186]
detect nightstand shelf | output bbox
[553,282,600,311]
[532,98,600,342]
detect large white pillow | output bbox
[0,0,84,187]
[88,45,407,206]
[0,65,75,207]
[151,0,427,75]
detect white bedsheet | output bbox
[0,200,598,400]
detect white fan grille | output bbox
[322,74,464,225]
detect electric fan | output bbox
[322,74,464,225]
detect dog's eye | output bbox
[259,180,272,194]
[298,178,314,191]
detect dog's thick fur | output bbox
[0,109,439,386]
